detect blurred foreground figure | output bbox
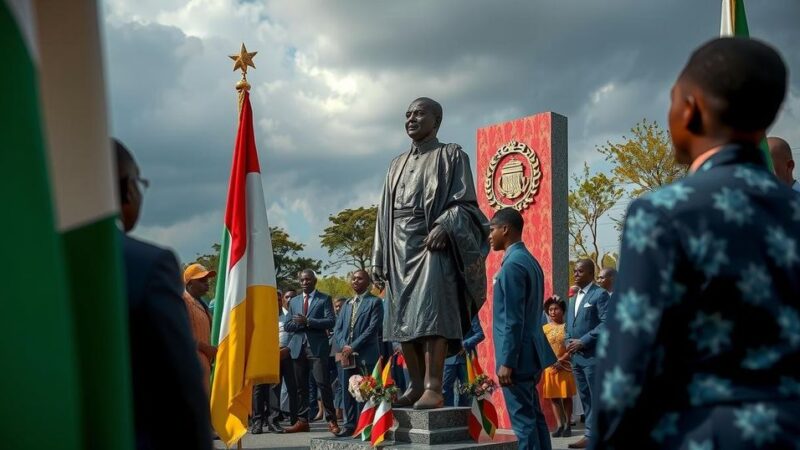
[116,139,212,450]
[593,38,800,449]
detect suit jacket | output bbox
[492,242,556,379]
[333,293,384,370]
[566,283,609,366]
[284,290,335,359]
[122,234,211,450]
[594,144,800,448]
[446,315,485,365]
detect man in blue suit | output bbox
[565,259,609,449]
[333,269,384,436]
[443,316,485,407]
[489,208,557,450]
[283,269,340,435]
[115,140,212,450]
[593,38,800,449]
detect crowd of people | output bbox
[113,36,799,450]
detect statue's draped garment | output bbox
[373,138,489,351]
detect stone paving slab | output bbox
[214,419,588,449]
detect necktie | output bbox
[303,293,310,315]
[348,296,361,341]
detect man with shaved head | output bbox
[768,136,799,191]
[373,97,489,409]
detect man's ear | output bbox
[685,94,703,135]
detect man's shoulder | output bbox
[122,235,179,285]
[123,234,174,264]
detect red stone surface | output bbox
[475,113,558,430]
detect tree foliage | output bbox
[271,227,322,291]
[192,243,221,300]
[316,275,354,300]
[320,206,377,272]
[597,119,687,197]
[568,163,624,271]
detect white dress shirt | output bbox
[574,284,590,317]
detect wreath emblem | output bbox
[484,141,542,211]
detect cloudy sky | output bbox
[100,0,800,270]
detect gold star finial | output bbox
[229,43,257,74]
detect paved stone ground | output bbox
[214,420,588,449]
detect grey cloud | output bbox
[103,0,800,263]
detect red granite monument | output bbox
[475,112,569,429]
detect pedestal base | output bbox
[310,407,518,449]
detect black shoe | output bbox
[250,418,263,435]
[266,422,284,434]
[336,428,355,438]
[552,425,564,438]
[562,426,572,438]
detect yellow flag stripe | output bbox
[210,285,279,447]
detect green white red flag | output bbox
[719,0,774,171]
[210,90,280,447]
[1,1,133,448]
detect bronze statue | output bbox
[372,97,489,409]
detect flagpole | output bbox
[216,42,258,450]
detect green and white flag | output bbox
[1,1,133,448]
[719,0,774,171]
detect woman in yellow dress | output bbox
[542,296,576,437]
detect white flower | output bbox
[733,166,777,193]
[733,403,780,447]
[647,183,694,210]
[624,208,663,253]
[736,264,771,305]
[712,187,754,225]
[600,366,641,411]
[766,226,799,268]
[689,312,733,355]
[615,289,660,336]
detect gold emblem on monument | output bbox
[485,141,542,211]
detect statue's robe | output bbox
[373,137,489,353]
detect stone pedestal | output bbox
[310,407,518,449]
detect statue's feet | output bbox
[413,389,444,409]
[393,387,423,407]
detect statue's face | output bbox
[405,100,438,142]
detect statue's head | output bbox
[405,97,442,143]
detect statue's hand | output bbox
[425,226,448,251]
[371,265,385,283]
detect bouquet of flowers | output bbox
[348,370,399,403]
[458,373,497,399]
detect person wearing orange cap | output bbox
[183,263,217,394]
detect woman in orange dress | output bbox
[541,296,576,438]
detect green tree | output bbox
[320,206,377,271]
[192,243,221,300]
[316,275,353,300]
[597,119,688,197]
[271,226,322,290]
[568,163,624,271]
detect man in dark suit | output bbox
[333,269,384,436]
[443,316,485,407]
[489,207,557,450]
[593,38,800,449]
[283,269,340,435]
[565,259,609,448]
[115,139,212,450]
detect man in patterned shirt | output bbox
[593,38,800,449]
